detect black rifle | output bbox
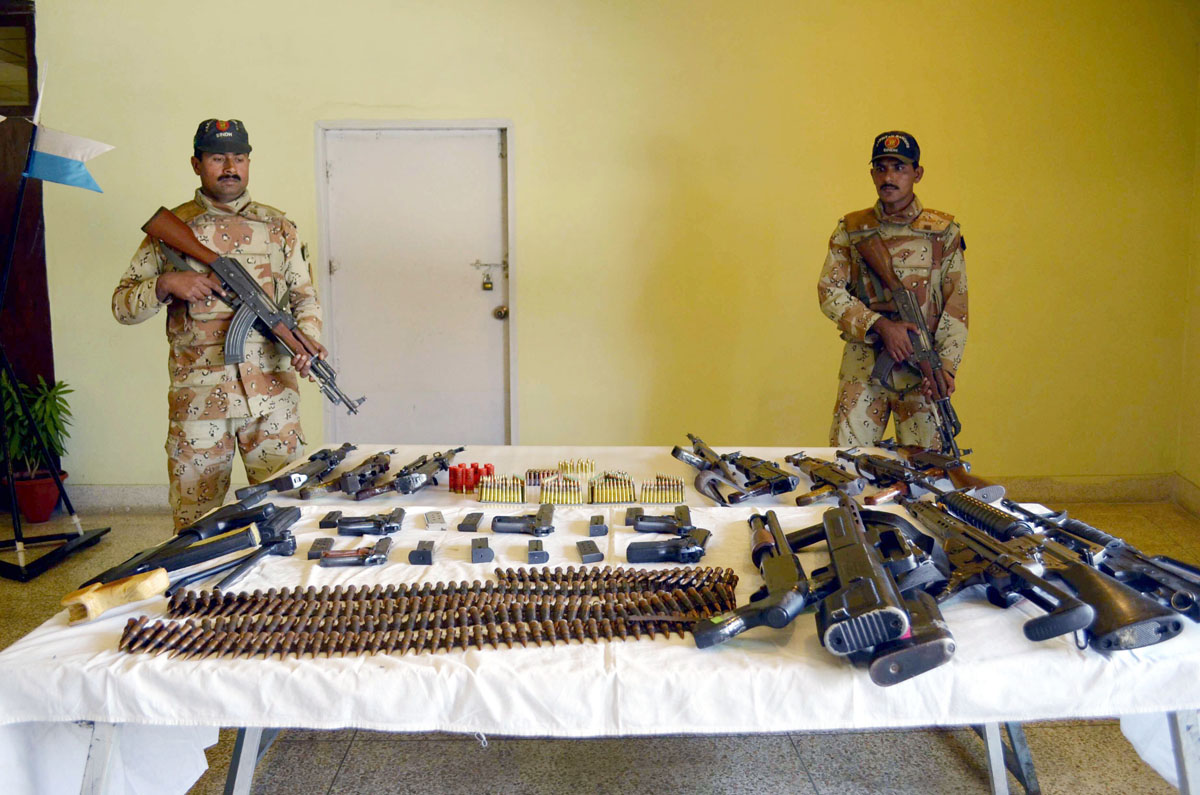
[997,498,1200,622]
[786,453,865,506]
[299,449,395,499]
[670,434,739,505]
[142,207,365,415]
[354,447,465,499]
[724,453,799,503]
[81,496,276,586]
[931,492,1185,650]
[853,233,961,458]
[234,443,357,502]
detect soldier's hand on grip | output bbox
[155,271,227,303]
[873,317,918,364]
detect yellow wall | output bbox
[1184,47,1200,490]
[32,0,1199,486]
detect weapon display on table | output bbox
[234,443,357,502]
[354,447,465,499]
[902,496,1182,650]
[927,492,1185,649]
[724,453,799,503]
[299,449,395,499]
[786,453,866,506]
[319,508,405,536]
[626,528,712,564]
[853,233,961,458]
[878,441,999,501]
[81,496,276,586]
[671,433,740,505]
[834,448,943,504]
[141,207,366,415]
[996,498,1200,622]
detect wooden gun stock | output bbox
[142,207,219,266]
[854,233,903,293]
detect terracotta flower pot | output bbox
[8,471,67,523]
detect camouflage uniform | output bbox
[113,189,322,528]
[817,196,968,447]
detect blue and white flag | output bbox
[24,125,113,193]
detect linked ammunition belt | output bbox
[124,566,739,659]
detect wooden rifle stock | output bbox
[142,207,219,266]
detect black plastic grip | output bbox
[154,525,260,572]
[1022,596,1094,641]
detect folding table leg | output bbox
[980,722,1011,795]
[79,721,119,795]
[1169,710,1200,795]
[224,727,281,795]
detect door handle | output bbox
[493,306,509,320]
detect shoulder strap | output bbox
[843,207,880,235]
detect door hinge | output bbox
[328,258,338,275]
[498,138,507,159]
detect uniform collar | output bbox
[875,195,923,225]
[194,187,252,215]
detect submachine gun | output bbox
[141,207,366,415]
[355,447,465,499]
[670,434,740,505]
[853,232,961,459]
[694,495,954,686]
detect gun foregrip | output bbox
[1023,595,1094,641]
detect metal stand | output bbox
[972,722,1041,795]
[0,120,109,581]
[1170,710,1200,794]
[78,721,118,795]
[224,727,281,795]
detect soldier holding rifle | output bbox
[113,119,327,528]
[817,131,968,450]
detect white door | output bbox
[319,126,512,445]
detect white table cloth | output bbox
[1,445,1196,792]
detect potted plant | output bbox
[1,371,72,523]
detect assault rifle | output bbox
[785,452,865,506]
[142,207,366,415]
[724,453,799,503]
[355,447,465,499]
[879,441,996,500]
[234,442,357,502]
[904,495,1182,650]
[854,233,961,458]
[299,449,395,499]
[996,498,1200,622]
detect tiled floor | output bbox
[1,501,1194,794]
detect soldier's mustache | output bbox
[219,175,241,181]
[881,183,898,190]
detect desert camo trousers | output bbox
[165,403,305,530]
[828,341,941,449]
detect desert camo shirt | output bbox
[817,196,968,374]
[113,189,322,421]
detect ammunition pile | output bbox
[588,472,636,504]
[121,567,739,659]
[640,474,686,504]
[558,458,596,477]
[477,475,526,503]
[449,463,494,494]
[539,475,583,505]
[525,468,559,486]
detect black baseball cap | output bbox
[870,131,919,165]
[193,119,252,154]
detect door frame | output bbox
[313,120,519,444]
